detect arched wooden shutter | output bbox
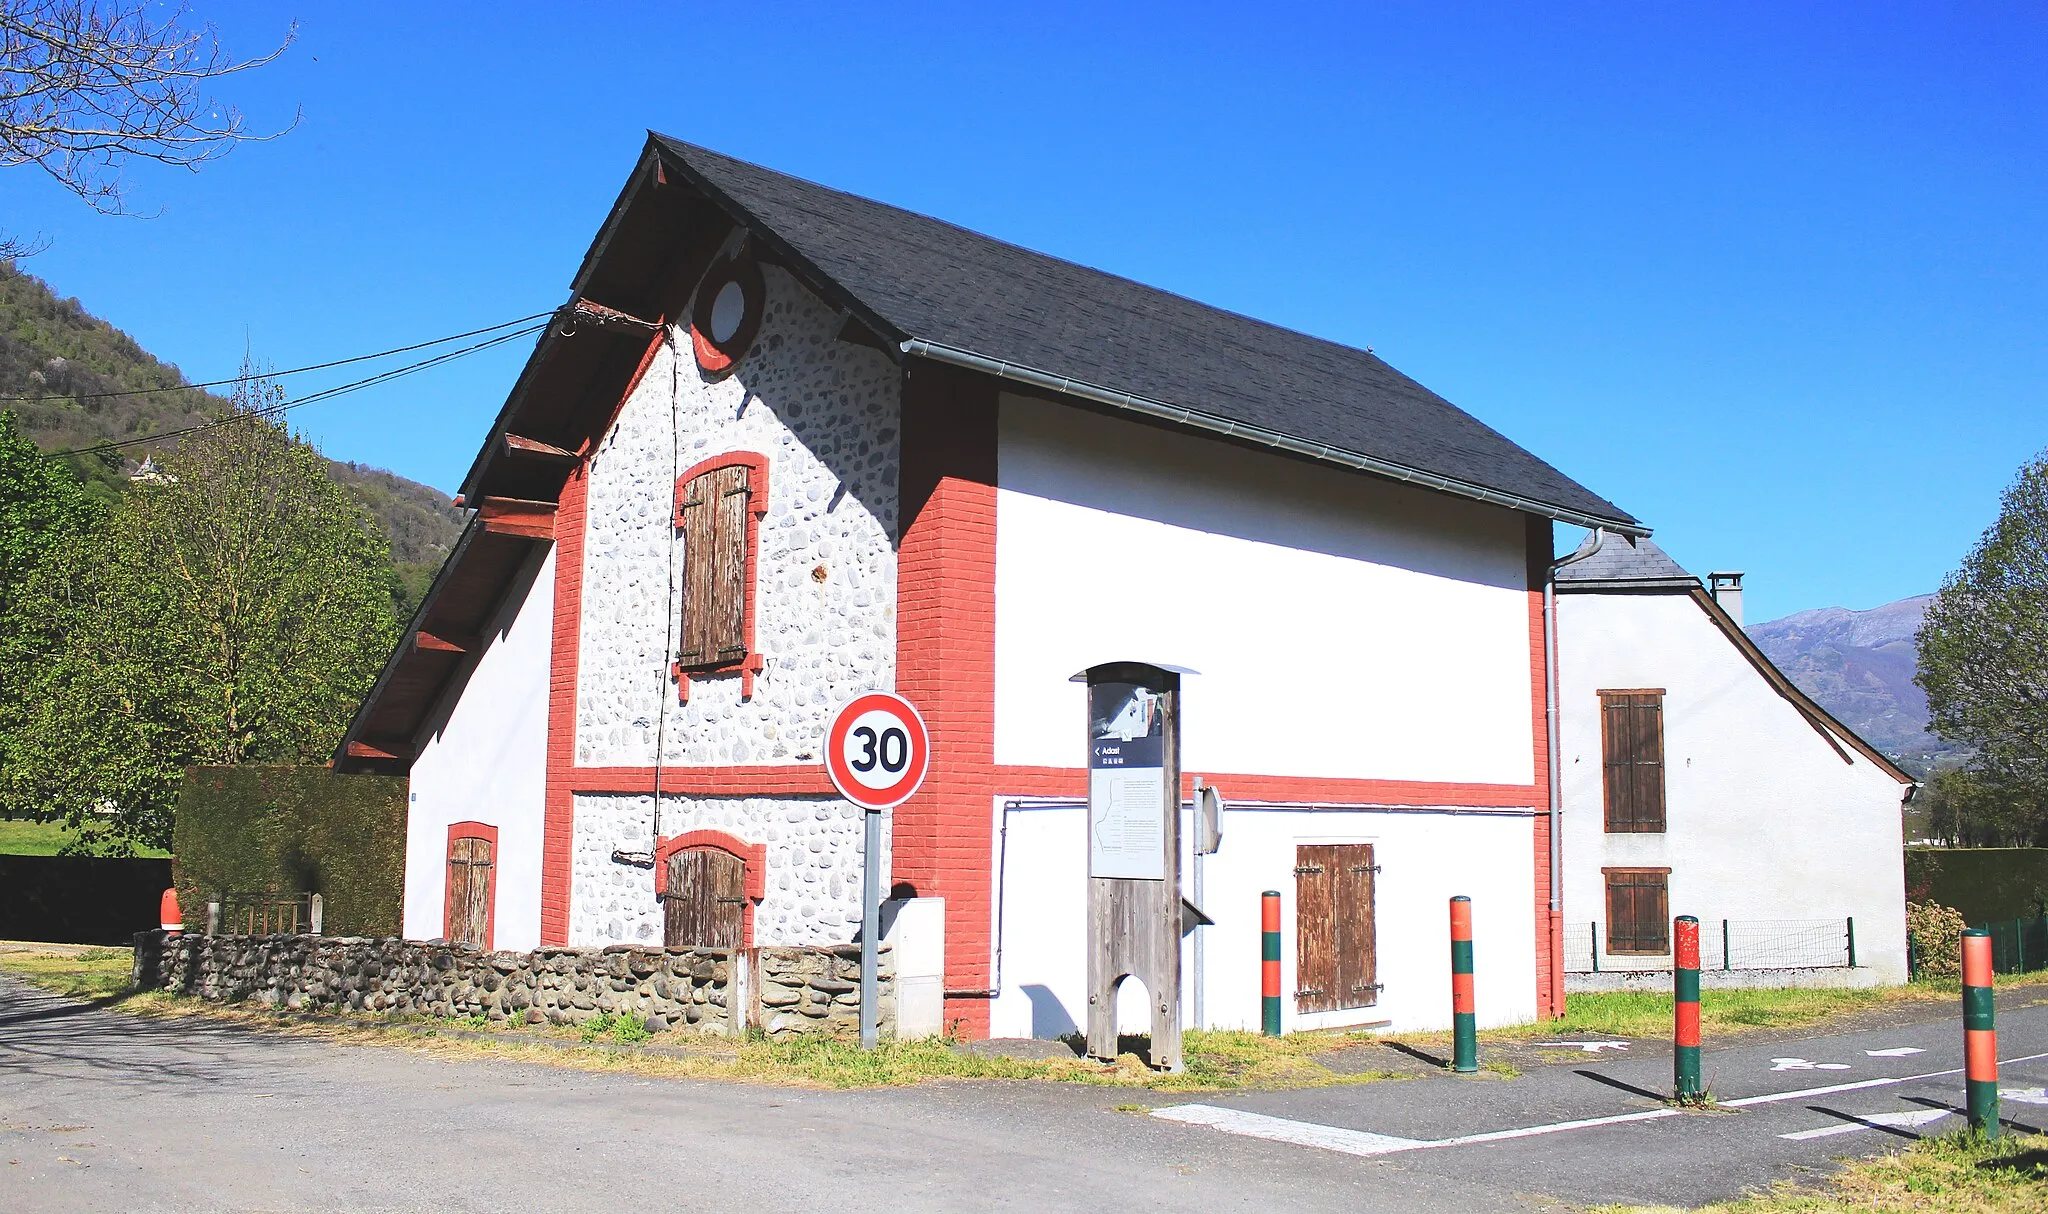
[663,848,747,949]
[445,835,495,949]
[678,464,752,668]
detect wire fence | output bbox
[1979,915,2048,976]
[1563,918,1855,973]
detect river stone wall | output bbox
[131,932,895,1037]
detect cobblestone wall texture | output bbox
[131,932,894,1037]
[575,263,900,769]
[567,793,878,948]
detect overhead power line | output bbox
[43,322,550,460]
[0,311,557,404]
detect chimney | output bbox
[1709,571,1744,626]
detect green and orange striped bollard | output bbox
[1450,896,1477,1072]
[1674,915,1702,1100]
[1261,891,1282,1036]
[1962,928,1999,1137]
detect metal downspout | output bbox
[1545,528,1605,1014]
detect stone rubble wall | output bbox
[130,932,895,1037]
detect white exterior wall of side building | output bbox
[988,392,1544,1033]
[1556,590,1910,985]
[403,547,556,950]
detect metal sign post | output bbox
[1076,661,1192,1072]
[825,691,931,1051]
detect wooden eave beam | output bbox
[413,630,480,655]
[477,497,558,540]
[345,739,412,763]
[502,433,579,463]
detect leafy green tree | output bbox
[0,407,99,800]
[1917,449,2048,843]
[4,388,398,850]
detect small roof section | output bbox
[1554,533,1698,591]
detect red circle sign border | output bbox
[825,691,930,810]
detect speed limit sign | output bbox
[825,691,930,810]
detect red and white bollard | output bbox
[159,887,182,935]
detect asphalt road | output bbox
[0,976,1537,1214]
[2,973,2043,1212]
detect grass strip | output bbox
[1608,1129,2048,1212]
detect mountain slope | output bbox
[0,260,464,569]
[1746,594,1955,773]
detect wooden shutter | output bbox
[1333,844,1379,1009]
[1600,691,1666,833]
[678,465,752,669]
[663,848,747,949]
[1295,846,1337,1013]
[445,836,494,949]
[1604,868,1669,954]
[1295,843,1379,1013]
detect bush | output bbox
[172,765,404,937]
[1907,900,1967,980]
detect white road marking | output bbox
[1779,1108,1951,1141]
[2002,1088,2048,1106]
[1864,1047,1926,1058]
[1540,1041,1631,1053]
[1152,1053,2048,1161]
[1149,1105,1430,1157]
[1770,1058,1853,1072]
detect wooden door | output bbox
[664,848,746,949]
[445,836,494,948]
[1295,843,1378,1013]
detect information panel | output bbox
[1087,680,1167,880]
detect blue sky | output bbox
[3,2,2043,622]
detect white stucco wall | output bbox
[566,792,882,948]
[991,799,1540,1037]
[993,392,1535,783]
[576,264,900,768]
[404,547,556,950]
[1557,590,1910,983]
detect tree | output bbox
[1917,448,2048,842]
[0,407,99,804]
[1,1,295,256]
[3,379,397,850]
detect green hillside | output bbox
[0,260,464,594]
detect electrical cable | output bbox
[0,311,556,403]
[40,322,549,459]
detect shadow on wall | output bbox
[1022,983,1078,1039]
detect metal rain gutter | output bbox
[1542,527,1606,1014]
[900,338,1648,537]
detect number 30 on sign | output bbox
[825,692,931,810]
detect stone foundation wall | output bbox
[131,932,894,1037]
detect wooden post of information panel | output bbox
[1078,661,1187,1073]
[1962,929,1999,1137]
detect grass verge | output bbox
[1613,1130,2048,1212]
[0,818,170,857]
[0,947,1403,1091]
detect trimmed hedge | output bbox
[0,855,173,945]
[173,766,405,937]
[1905,847,2048,925]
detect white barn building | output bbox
[340,135,1657,1038]
[1553,535,1914,988]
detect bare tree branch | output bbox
[0,1,295,250]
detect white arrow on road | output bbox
[1540,1041,1631,1053]
[1779,1108,1952,1141]
[2002,1088,2048,1106]
[1864,1047,1926,1058]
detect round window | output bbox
[690,252,765,377]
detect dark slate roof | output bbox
[654,135,1639,531]
[1554,533,1698,590]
